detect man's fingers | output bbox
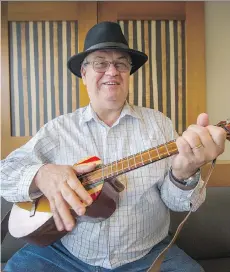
[73,162,96,175]
[54,192,75,231]
[186,125,213,149]
[61,181,87,216]
[39,164,97,232]
[186,124,226,157]
[67,177,92,206]
[176,135,193,155]
[197,113,209,127]
[206,125,226,152]
[49,197,65,232]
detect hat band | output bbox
[86,42,129,51]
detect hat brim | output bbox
[67,47,148,78]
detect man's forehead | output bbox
[87,50,129,59]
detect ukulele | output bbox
[8,121,230,246]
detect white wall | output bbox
[205,2,230,160]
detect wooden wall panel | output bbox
[186,2,206,126]
[8,1,80,21]
[98,2,186,21]
[98,1,206,128]
[119,20,186,134]
[1,1,97,158]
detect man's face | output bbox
[81,50,131,111]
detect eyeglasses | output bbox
[83,60,132,73]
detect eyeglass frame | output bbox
[82,59,133,73]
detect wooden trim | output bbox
[186,2,206,126]
[1,2,11,159]
[8,1,80,21]
[98,1,186,21]
[78,2,97,107]
[202,161,230,187]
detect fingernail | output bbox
[77,208,84,216]
[86,197,92,205]
[57,226,64,232]
[66,223,74,231]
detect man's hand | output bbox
[171,113,226,181]
[34,163,96,232]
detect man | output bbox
[1,22,226,272]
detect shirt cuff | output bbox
[17,164,44,202]
[161,174,204,211]
[169,167,200,189]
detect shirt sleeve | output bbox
[157,116,206,212]
[159,172,206,212]
[0,120,59,203]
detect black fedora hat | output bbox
[67,21,148,78]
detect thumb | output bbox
[73,162,96,174]
[197,113,209,127]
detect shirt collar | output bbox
[80,104,96,125]
[120,101,142,121]
[80,101,142,126]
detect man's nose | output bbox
[105,63,119,76]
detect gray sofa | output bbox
[1,187,230,272]
[170,187,230,272]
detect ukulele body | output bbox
[8,156,124,246]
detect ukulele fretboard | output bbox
[80,140,178,186]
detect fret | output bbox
[155,146,161,159]
[107,163,111,179]
[101,165,105,181]
[133,155,137,168]
[105,164,109,179]
[115,159,119,176]
[127,157,131,170]
[104,163,109,179]
[121,159,124,173]
[164,143,171,156]
[147,149,153,163]
[110,162,113,177]
[139,152,144,166]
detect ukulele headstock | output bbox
[217,119,230,141]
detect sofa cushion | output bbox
[198,258,230,272]
[1,233,26,263]
[170,187,230,260]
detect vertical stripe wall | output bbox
[9,20,185,136]
[119,20,186,134]
[9,21,79,136]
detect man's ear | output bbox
[81,66,86,85]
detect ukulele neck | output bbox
[80,140,178,186]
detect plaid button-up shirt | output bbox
[1,103,205,269]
